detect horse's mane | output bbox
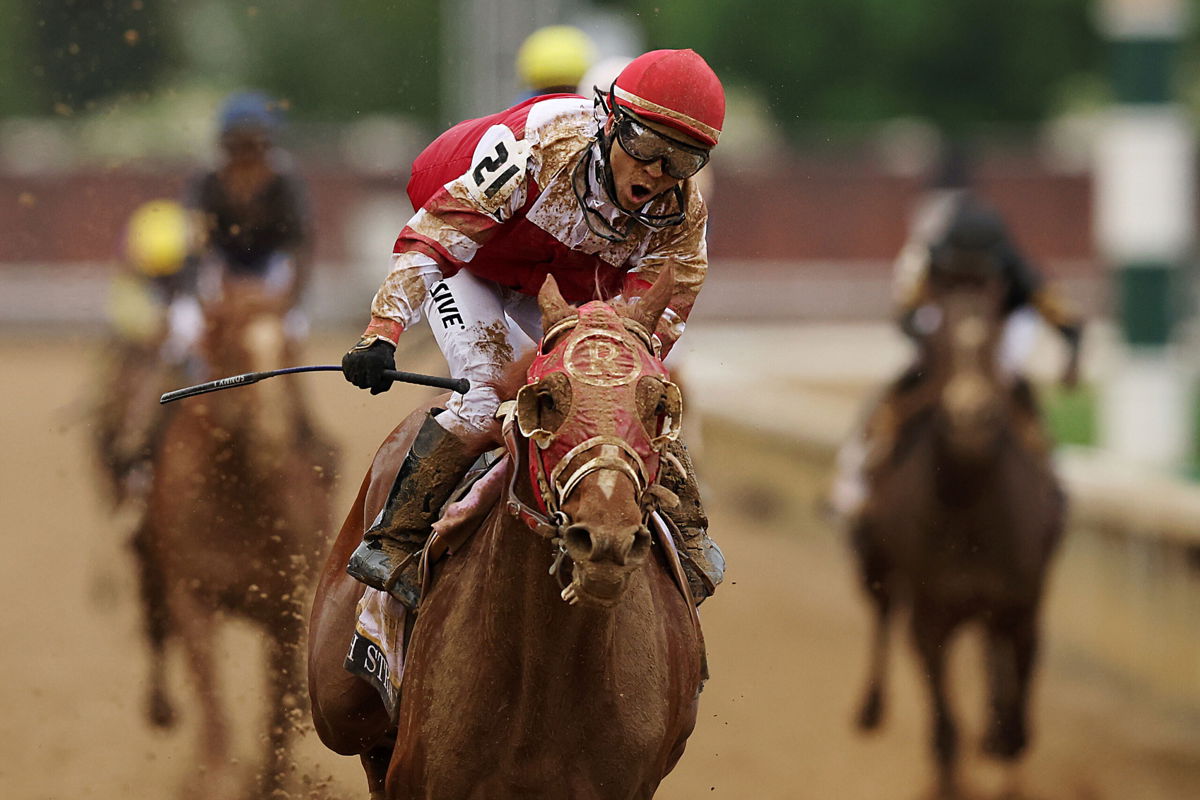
[495,349,537,403]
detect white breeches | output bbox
[423,270,544,437]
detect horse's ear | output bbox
[631,263,674,333]
[538,274,574,330]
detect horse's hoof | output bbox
[981,722,1027,761]
[148,693,177,729]
[856,690,884,730]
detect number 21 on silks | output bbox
[467,125,529,213]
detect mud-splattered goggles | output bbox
[613,107,710,180]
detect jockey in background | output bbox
[342,49,726,609]
[893,192,1082,389]
[828,194,1084,523]
[164,90,314,366]
[93,199,191,506]
[516,24,596,99]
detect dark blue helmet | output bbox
[930,199,1008,278]
[219,90,282,135]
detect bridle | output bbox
[496,308,683,592]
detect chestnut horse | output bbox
[140,278,337,798]
[308,269,705,799]
[850,268,1065,797]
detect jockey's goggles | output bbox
[613,107,710,181]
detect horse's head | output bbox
[504,267,682,607]
[925,247,1009,462]
[198,276,290,377]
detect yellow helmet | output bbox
[124,199,189,277]
[516,25,595,91]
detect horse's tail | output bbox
[129,517,177,728]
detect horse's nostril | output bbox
[630,526,651,560]
[565,526,594,559]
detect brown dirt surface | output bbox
[2,335,1197,799]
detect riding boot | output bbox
[347,412,480,611]
[660,439,724,606]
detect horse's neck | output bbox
[465,506,649,668]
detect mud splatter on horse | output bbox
[308,268,705,799]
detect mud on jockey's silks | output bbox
[508,300,683,536]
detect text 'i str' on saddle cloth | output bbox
[345,587,408,718]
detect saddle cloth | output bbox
[341,452,503,719]
[344,587,408,719]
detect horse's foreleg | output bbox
[173,591,241,798]
[361,741,394,799]
[911,605,960,797]
[983,610,1038,761]
[260,628,304,797]
[855,549,892,731]
[130,519,175,728]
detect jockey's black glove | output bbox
[342,337,396,395]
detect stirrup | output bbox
[347,538,421,611]
[382,549,422,611]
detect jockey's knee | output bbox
[439,385,503,440]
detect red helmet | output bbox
[611,49,725,148]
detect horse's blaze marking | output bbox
[954,316,987,351]
[564,332,639,387]
[598,445,622,498]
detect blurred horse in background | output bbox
[849,260,1065,798]
[139,277,337,799]
[308,270,705,799]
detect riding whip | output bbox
[160,365,470,404]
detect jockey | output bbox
[94,199,192,505]
[827,197,1084,522]
[164,90,313,362]
[516,24,596,98]
[110,199,191,343]
[894,195,1083,387]
[342,48,726,609]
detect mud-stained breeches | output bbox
[422,270,544,438]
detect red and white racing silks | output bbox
[363,95,708,354]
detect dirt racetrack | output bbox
[2,334,1198,800]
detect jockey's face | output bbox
[604,113,709,210]
[221,127,271,166]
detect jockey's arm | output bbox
[346,128,531,392]
[1031,284,1084,388]
[1002,243,1084,385]
[896,276,934,341]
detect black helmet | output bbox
[929,200,1008,279]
